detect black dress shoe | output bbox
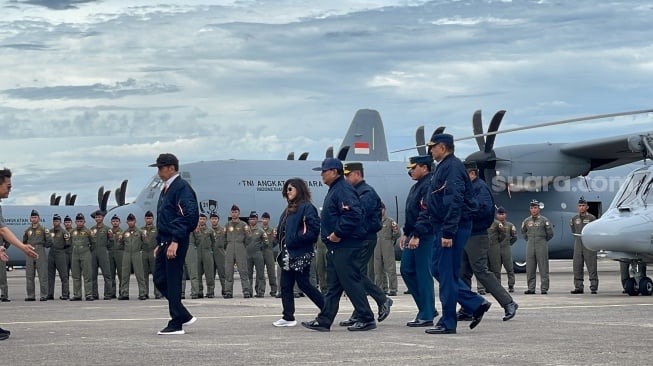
[524,290,535,294]
[85,297,94,301]
[118,296,129,300]
[541,290,548,295]
[223,294,233,299]
[403,289,411,294]
[570,289,583,294]
[25,297,35,301]
[103,296,112,300]
[59,296,69,300]
[425,325,456,334]
[470,301,491,329]
[406,319,434,327]
[206,294,215,298]
[339,318,357,327]
[478,289,486,295]
[388,291,397,296]
[457,311,473,321]
[0,298,10,302]
[138,296,147,300]
[92,295,100,300]
[197,294,204,299]
[378,297,393,322]
[39,297,47,301]
[46,296,55,300]
[191,295,199,299]
[70,297,82,301]
[0,327,10,335]
[301,320,330,332]
[591,290,597,294]
[347,321,376,331]
[155,295,162,299]
[254,293,264,298]
[508,286,514,293]
[503,302,518,321]
[243,293,252,299]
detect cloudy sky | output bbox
[1,0,652,205]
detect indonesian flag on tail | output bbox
[354,141,370,155]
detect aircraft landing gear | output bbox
[625,278,638,296]
[639,277,653,296]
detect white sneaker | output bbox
[183,316,197,327]
[273,319,297,327]
[157,328,185,335]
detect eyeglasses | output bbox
[286,187,295,192]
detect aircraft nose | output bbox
[582,213,651,252]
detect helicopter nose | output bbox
[582,213,651,252]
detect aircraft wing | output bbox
[560,132,650,171]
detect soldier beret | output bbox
[463,160,478,171]
[312,157,343,172]
[144,210,154,218]
[92,209,104,218]
[231,204,240,212]
[127,213,136,221]
[578,196,587,205]
[64,215,72,222]
[530,199,540,207]
[427,132,454,146]
[249,211,258,219]
[75,213,85,221]
[497,206,506,214]
[210,213,219,219]
[111,214,120,221]
[343,162,363,175]
[199,213,207,218]
[407,155,433,169]
[30,209,39,217]
[53,214,61,221]
[261,212,270,219]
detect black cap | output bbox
[249,211,258,219]
[427,133,454,146]
[530,199,540,207]
[64,215,72,222]
[199,213,207,218]
[75,213,84,221]
[343,162,363,175]
[210,213,219,219]
[231,204,240,212]
[53,214,61,221]
[578,196,587,205]
[149,153,179,167]
[261,212,270,219]
[497,206,506,214]
[144,210,154,218]
[111,214,120,221]
[30,209,39,217]
[127,213,136,221]
[407,155,432,169]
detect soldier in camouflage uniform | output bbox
[374,204,400,296]
[47,214,70,300]
[193,214,215,298]
[107,214,123,299]
[210,213,227,296]
[23,209,52,301]
[181,227,200,299]
[224,204,252,298]
[0,236,8,301]
[141,210,160,299]
[246,211,268,298]
[570,197,598,294]
[119,213,147,300]
[260,212,278,297]
[488,207,518,292]
[70,213,95,301]
[521,200,554,294]
[63,216,73,276]
[89,210,113,300]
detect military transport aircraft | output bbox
[582,135,653,296]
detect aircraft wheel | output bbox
[625,278,639,296]
[638,277,653,296]
[513,261,526,274]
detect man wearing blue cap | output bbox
[401,155,438,327]
[302,158,376,332]
[521,199,554,294]
[422,133,489,334]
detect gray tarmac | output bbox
[1,259,651,365]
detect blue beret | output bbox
[578,196,587,204]
[144,210,154,218]
[427,133,454,146]
[530,199,540,207]
[127,213,136,221]
[75,213,85,221]
[111,214,120,221]
[64,215,72,222]
[407,155,433,168]
[497,206,506,214]
[261,212,270,219]
[53,214,61,221]
[210,213,219,219]
[30,209,39,217]
[312,157,343,172]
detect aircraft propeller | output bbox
[464,110,507,182]
[326,146,334,158]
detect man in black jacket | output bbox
[150,153,200,335]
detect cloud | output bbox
[11,0,99,10]
[2,78,179,100]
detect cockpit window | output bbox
[614,171,648,208]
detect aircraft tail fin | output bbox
[339,109,389,161]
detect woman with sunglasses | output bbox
[272,178,324,327]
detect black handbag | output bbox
[289,251,314,271]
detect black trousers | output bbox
[280,265,324,321]
[154,242,192,329]
[316,247,374,327]
[349,238,386,320]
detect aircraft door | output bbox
[587,201,602,219]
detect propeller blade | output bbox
[65,192,72,206]
[54,196,61,206]
[416,126,426,155]
[70,194,77,206]
[433,126,446,135]
[472,110,485,151]
[326,146,334,158]
[97,186,105,208]
[485,110,506,153]
[298,152,309,160]
[50,193,56,206]
[115,188,122,207]
[101,191,111,212]
[119,180,128,206]
[337,146,350,161]
[286,152,295,160]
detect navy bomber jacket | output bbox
[155,176,200,246]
